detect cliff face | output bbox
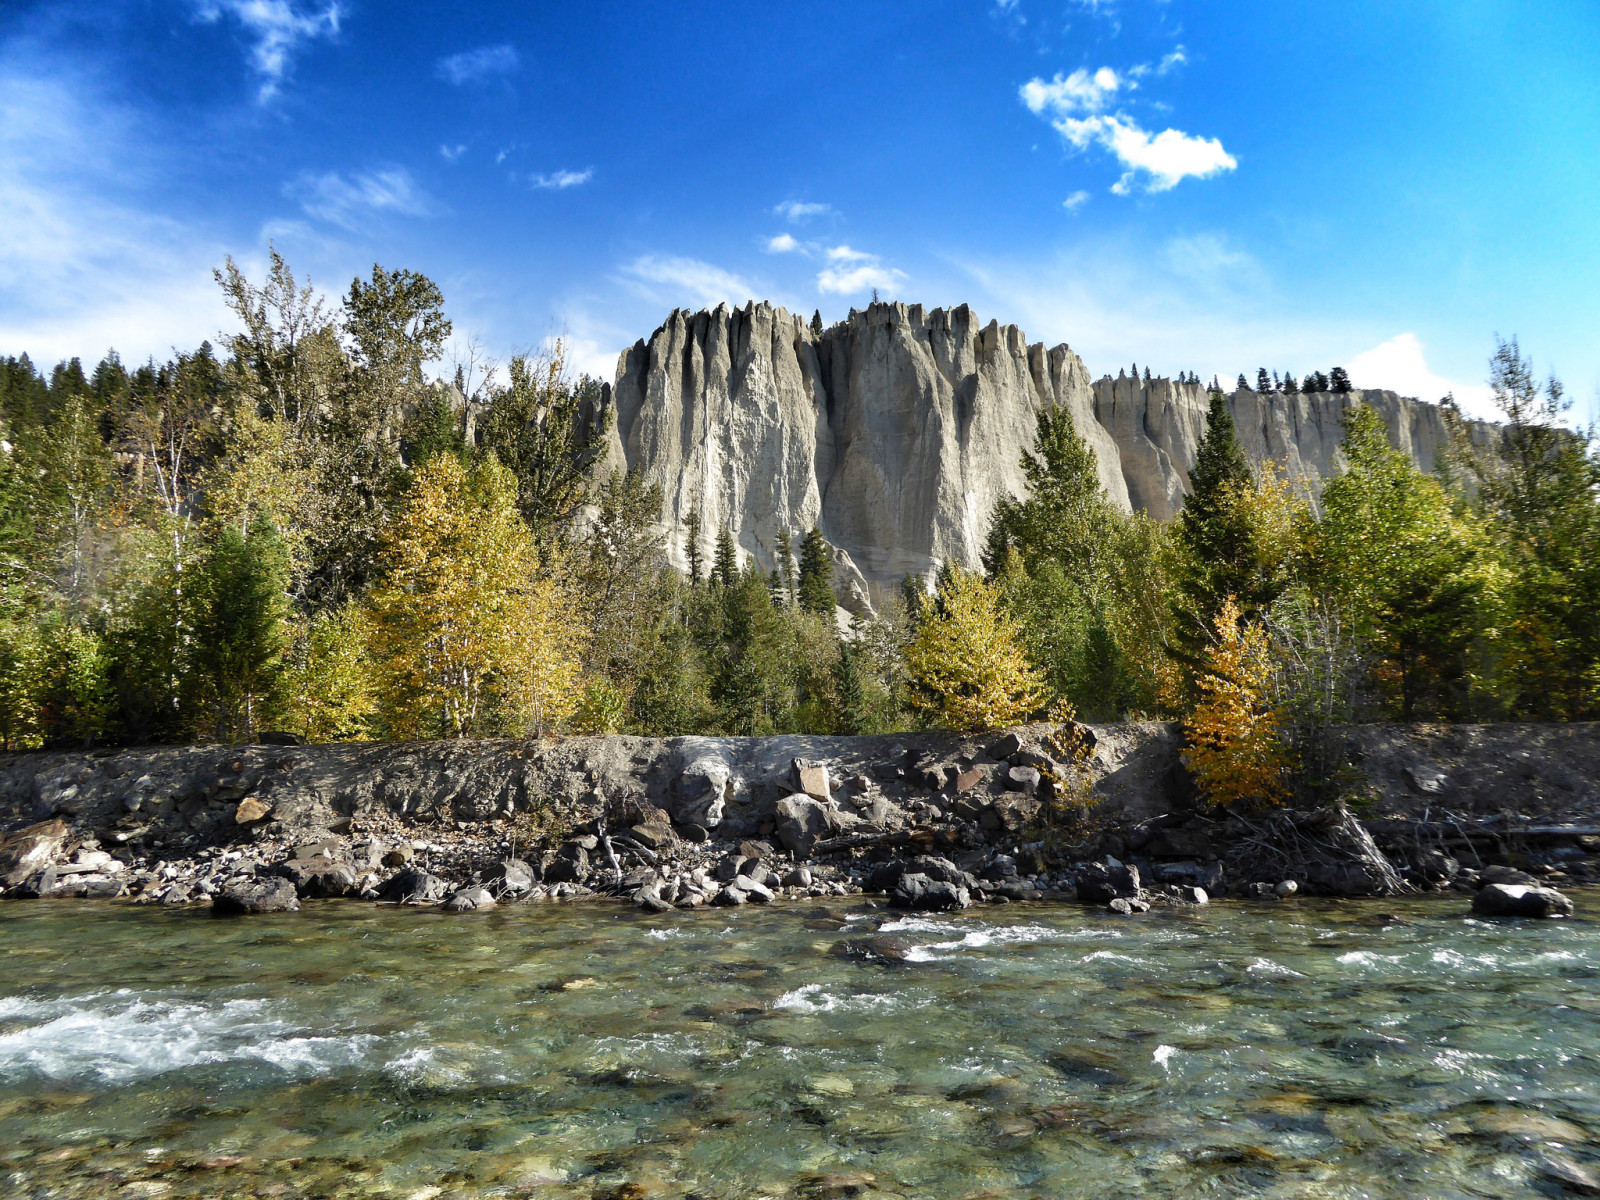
[604,300,1464,609]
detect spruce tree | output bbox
[1282,371,1299,395]
[832,642,868,734]
[684,510,704,585]
[1329,366,1353,393]
[1257,367,1271,392]
[713,527,738,588]
[797,527,835,617]
[810,310,824,337]
[1237,373,1250,391]
[188,515,290,742]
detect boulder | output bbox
[713,855,746,882]
[1004,766,1041,794]
[774,793,832,858]
[483,858,537,898]
[954,767,986,793]
[729,875,775,903]
[674,756,731,828]
[988,733,1023,760]
[792,758,831,801]
[276,855,357,898]
[891,872,970,911]
[543,844,590,884]
[834,936,915,964]
[378,868,451,905]
[1472,883,1573,919]
[443,886,496,912]
[0,819,68,887]
[214,877,300,916]
[233,797,273,825]
[1480,864,1538,887]
[1073,861,1141,905]
[865,855,977,896]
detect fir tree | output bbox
[832,642,869,734]
[713,526,738,588]
[1257,367,1271,392]
[1329,366,1353,393]
[1237,373,1250,391]
[684,510,704,585]
[1282,371,1299,395]
[775,527,795,604]
[810,310,824,337]
[797,527,835,617]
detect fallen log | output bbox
[812,828,940,856]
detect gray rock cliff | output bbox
[603,300,1470,609]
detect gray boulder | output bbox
[891,872,970,911]
[214,876,299,915]
[774,793,832,858]
[443,886,496,912]
[1472,883,1573,919]
[483,858,537,898]
[674,756,731,828]
[1073,861,1141,905]
[378,868,451,905]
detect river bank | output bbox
[2,722,1598,917]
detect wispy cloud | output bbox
[622,255,761,309]
[766,233,800,253]
[816,245,904,296]
[440,143,466,162]
[288,167,432,229]
[1157,47,1188,75]
[194,1,342,102]
[529,168,592,190]
[1062,189,1091,214]
[774,200,833,223]
[1021,65,1235,193]
[435,44,519,86]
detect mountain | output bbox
[600,299,1464,612]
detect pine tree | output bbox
[1282,371,1299,395]
[1257,367,1271,392]
[1143,366,1152,383]
[797,527,835,617]
[1329,366,1353,393]
[1304,371,1329,394]
[685,510,704,585]
[1237,373,1250,391]
[713,526,738,588]
[810,310,824,337]
[832,642,869,734]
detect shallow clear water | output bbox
[2,894,1598,1199]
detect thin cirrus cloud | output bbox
[816,245,904,296]
[435,44,519,86]
[1021,64,1235,194]
[622,255,762,309]
[529,168,593,190]
[774,200,833,223]
[193,0,342,102]
[1062,189,1090,214]
[287,167,432,230]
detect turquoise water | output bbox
[1,894,1597,1199]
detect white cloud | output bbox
[440,143,466,161]
[816,246,904,296]
[1062,189,1090,213]
[1348,333,1495,416]
[194,1,342,102]
[1022,62,1234,193]
[766,233,800,253]
[1020,67,1124,116]
[1058,113,1236,193]
[529,168,592,190]
[774,200,833,223]
[1157,47,1188,75]
[288,167,432,229]
[622,255,761,309]
[435,44,519,86]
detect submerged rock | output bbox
[834,935,915,964]
[1471,883,1573,919]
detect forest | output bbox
[1,254,1597,804]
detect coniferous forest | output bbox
[2,255,1598,804]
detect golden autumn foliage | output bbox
[365,456,583,738]
[1184,596,1291,807]
[905,567,1046,731]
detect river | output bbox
[2,895,1597,1198]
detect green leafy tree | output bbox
[904,567,1046,731]
[187,517,291,742]
[797,527,835,617]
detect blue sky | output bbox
[2,0,1597,417]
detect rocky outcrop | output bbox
[603,299,1486,609]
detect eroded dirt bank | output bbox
[1,722,1596,914]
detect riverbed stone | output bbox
[775,793,832,858]
[483,858,537,897]
[233,797,272,825]
[793,759,831,800]
[443,886,496,912]
[1004,766,1041,794]
[674,756,730,828]
[1472,882,1573,918]
[891,872,970,911]
[1074,860,1141,905]
[379,868,450,905]
[213,876,299,915]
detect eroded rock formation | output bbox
[603,299,1467,609]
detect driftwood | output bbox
[1363,819,1600,842]
[812,828,940,856]
[1227,805,1414,896]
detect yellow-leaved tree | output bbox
[905,567,1046,731]
[366,456,583,738]
[1184,596,1291,807]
